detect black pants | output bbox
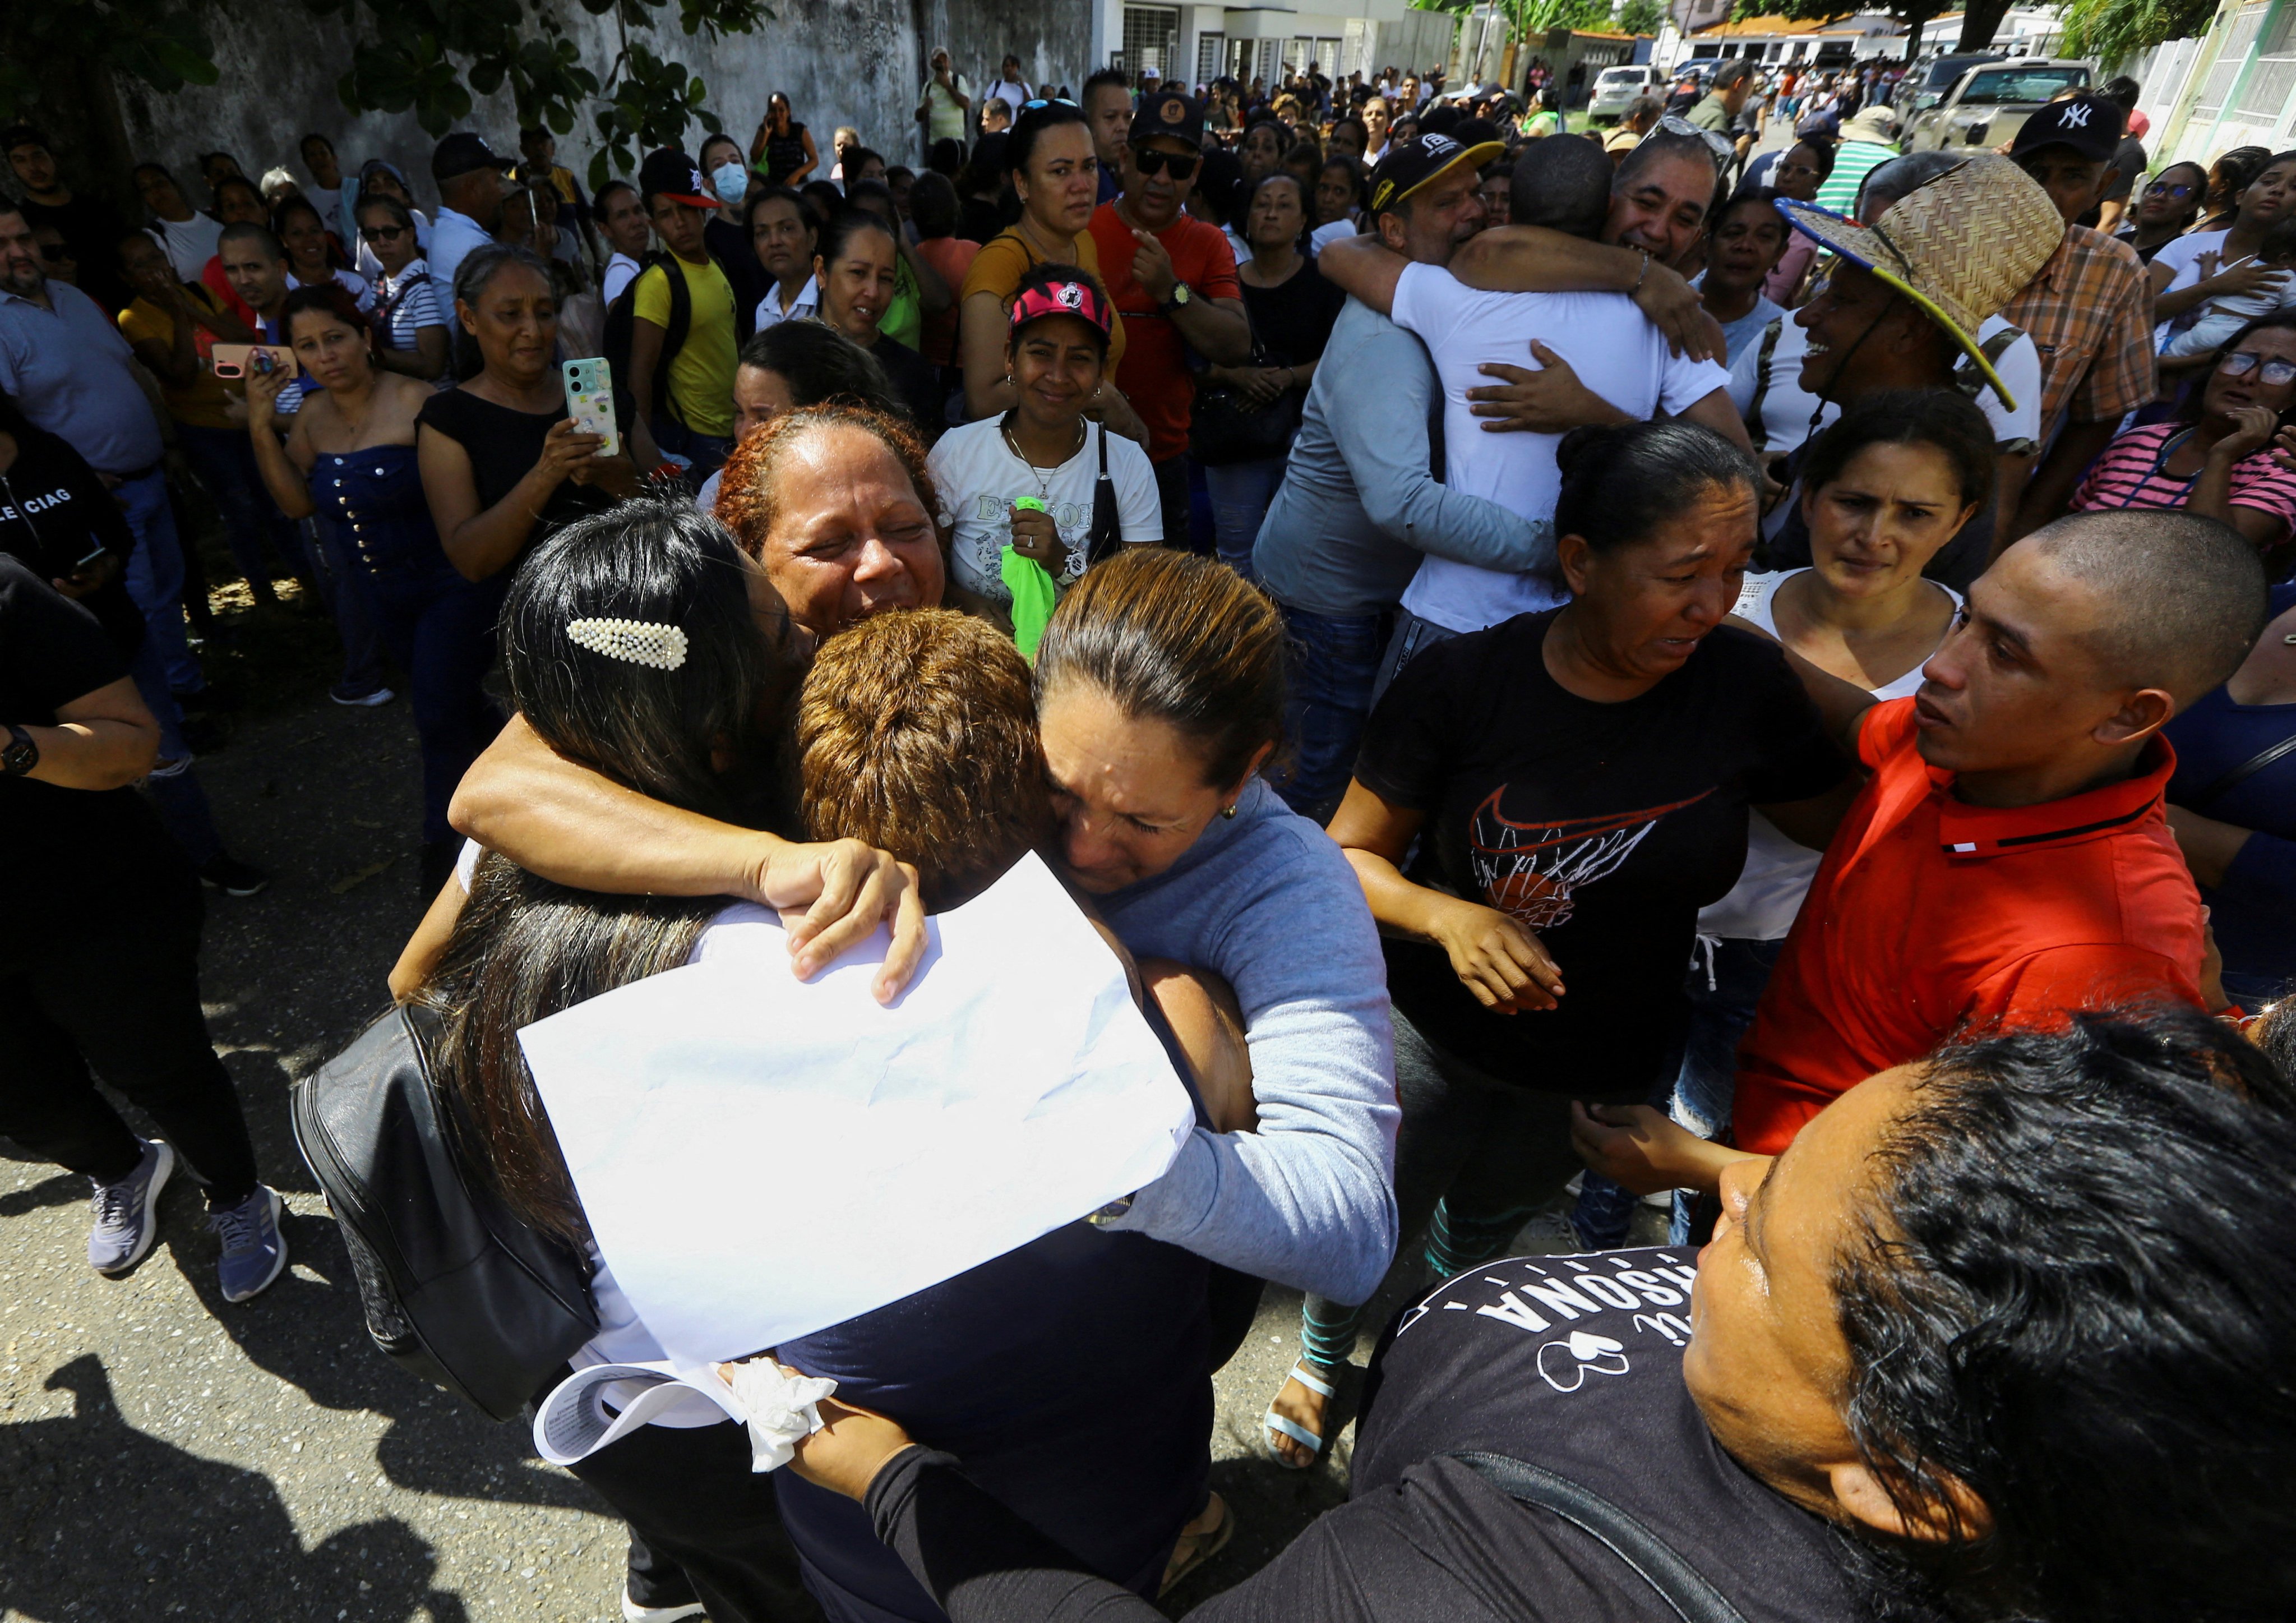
[0,879,258,1206]
[567,1417,819,1623]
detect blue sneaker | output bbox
[209,1185,288,1303]
[88,1139,175,1276]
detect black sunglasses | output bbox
[2146,180,2196,200]
[363,223,410,242]
[1134,149,1200,180]
[38,242,72,264]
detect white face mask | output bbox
[712,162,750,205]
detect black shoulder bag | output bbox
[1447,1450,1751,1623]
[292,1004,598,1422]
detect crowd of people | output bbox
[3,38,2295,1623]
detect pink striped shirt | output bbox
[2072,422,2296,530]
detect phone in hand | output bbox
[562,358,620,459]
[211,343,299,381]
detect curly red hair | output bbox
[711,402,948,569]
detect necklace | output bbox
[1001,416,1085,502]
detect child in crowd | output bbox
[2164,219,2296,359]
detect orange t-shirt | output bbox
[1731,697,2207,1157]
[914,234,981,367]
[1086,202,1241,463]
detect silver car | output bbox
[1901,58,2094,153]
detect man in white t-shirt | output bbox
[1317,130,1743,660]
[987,57,1031,125]
[132,163,223,284]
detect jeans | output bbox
[1201,457,1286,579]
[1665,934,1784,1244]
[1298,1007,1585,1369]
[113,469,202,694]
[128,635,224,869]
[308,518,390,698]
[654,418,734,483]
[342,555,506,846]
[0,874,258,1208]
[175,423,304,590]
[1269,600,1391,825]
[1368,605,1458,709]
[1151,454,1198,555]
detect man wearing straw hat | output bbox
[1765,154,2064,587]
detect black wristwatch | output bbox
[2,723,38,778]
[1157,282,1193,316]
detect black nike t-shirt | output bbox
[1355,611,1846,1095]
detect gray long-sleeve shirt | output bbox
[1252,296,1553,620]
[1096,777,1399,1305]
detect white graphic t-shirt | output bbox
[926,416,1161,606]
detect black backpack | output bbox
[291,1004,598,1422]
[600,251,694,431]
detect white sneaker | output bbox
[622,1594,706,1622]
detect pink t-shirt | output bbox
[2072,422,2296,536]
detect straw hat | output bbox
[1839,104,1901,145]
[1777,155,2063,411]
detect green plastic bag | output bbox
[1001,545,1058,660]
[1001,497,1059,660]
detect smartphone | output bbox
[562,358,620,459]
[211,344,299,381]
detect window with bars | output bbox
[2195,1,2270,123]
[1122,6,1181,80]
[1198,31,1226,87]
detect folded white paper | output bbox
[518,852,1195,1368]
[533,1359,839,1472]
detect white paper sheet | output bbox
[518,853,1195,1367]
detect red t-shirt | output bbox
[1086,202,1241,463]
[913,235,981,367]
[1731,697,2207,1157]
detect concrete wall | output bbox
[108,0,1089,213]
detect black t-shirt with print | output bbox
[0,557,185,940]
[1340,1246,1886,1623]
[1355,611,1846,1096]
[0,422,147,656]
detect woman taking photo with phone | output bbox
[247,283,503,892]
[810,206,948,442]
[750,91,819,189]
[415,245,644,591]
[354,193,451,382]
[928,264,1161,631]
[958,102,1143,441]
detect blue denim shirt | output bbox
[0,283,164,476]
[1253,296,1551,620]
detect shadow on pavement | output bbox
[0,1355,470,1623]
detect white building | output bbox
[1093,0,1459,90]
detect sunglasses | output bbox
[38,242,73,264]
[362,223,410,242]
[2221,350,2296,386]
[1134,148,1199,179]
[1020,98,1079,112]
[1652,113,1738,163]
[2145,180,2196,200]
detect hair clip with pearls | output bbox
[567,617,690,671]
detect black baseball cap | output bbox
[1366,131,1505,218]
[2010,94,2122,164]
[1130,89,1205,148]
[639,147,721,209]
[431,132,511,185]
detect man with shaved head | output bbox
[1577,510,2270,1191]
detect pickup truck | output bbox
[1901,58,2094,153]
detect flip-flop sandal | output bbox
[1262,1360,1338,1470]
[1158,1491,1235,1598]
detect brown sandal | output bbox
[1158,1491,1235,1597]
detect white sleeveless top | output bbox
[1697,569,1961,942]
